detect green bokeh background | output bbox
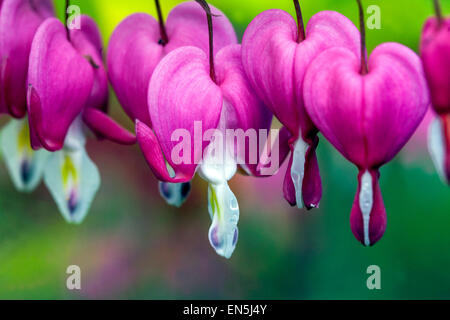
[0,0,449,299]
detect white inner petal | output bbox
[290,135,309,209]
[44,119,100,224]
[207,182,239,259]
[0,118,50,192]
[64,117,86,151]
[199,137,237,185]
[428,117,446,183]
[359,170,373,247]
[200,124,239,259]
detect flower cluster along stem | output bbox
[293,0,305,42]
[356,0,368,75]
[155,0,169,45]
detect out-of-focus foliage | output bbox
[0,0,449,299]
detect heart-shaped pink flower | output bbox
[27,15,135,151]
[137,1,271,258]
[241,2,360,209]
[303,1,430,246]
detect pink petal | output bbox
[136,120,194,183]
[443,114,450,183]
[283,154,296,206]
[0,0,54,118]
[242,9,299,136]
[302,137,322,209]
[304,44,429,168]
[364,43,430,166]
[420,17,450,114]
[242,10,359,139]
[82,108,136,145]
[27,18,94,151]
[107,2,237,127]
[148,46,222,177]
[350,170,387,246]
[107,13,163,126]
[294,11,360,138]
[257,126,292,176]
[303,47,366,166]
[215,44,272,175]
[70,15,108,112]
[164,1,237,55]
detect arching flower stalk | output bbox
[421,0,450,184]
[303,0,429,245]
[136,0,272,258]
[241,0,360,209]
[26,1,135,223]
[107,0,237,207]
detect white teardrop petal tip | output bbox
[291,135,309,209]
[207,182,240,259]
[428,117,447,183]
[359,170,373,247]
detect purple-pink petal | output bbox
[304,44,429,168]
[107,2,237,127]
[27,17,94,151]
[214,44,272,175]
[136,119,194,183]
[107,12,164,125]
[242,9,299,136]
[350,170,387,246]
[82,108,136,145]
[147,46,222,179]
[0,0,54,118]
[420,17,450,115]
[70,15,108,112]
[241,10,359,140]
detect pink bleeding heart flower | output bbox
[26,5,136,224]
[420,0,450,184]
[27,14,135,152]
[241,0,360,209]
[303,0,430,246]
[0,0,54,193]
[0,0,54,118]
[107,0,237,207]
[136,0,272,258]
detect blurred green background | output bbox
[0,0,449,299]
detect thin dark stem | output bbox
[433,0,443,27]
[293,0,305,42]
[206,11,215,82]
[65,0,70,40]
[155,0,169,45]
[195,0,216,82]
[356,0,368,75]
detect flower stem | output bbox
[155,0,169,45]
[293,0,305,42]
[433,0,443,27]
[356,0,368,75]
[65,0,70,40]
[195,0,216,83]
